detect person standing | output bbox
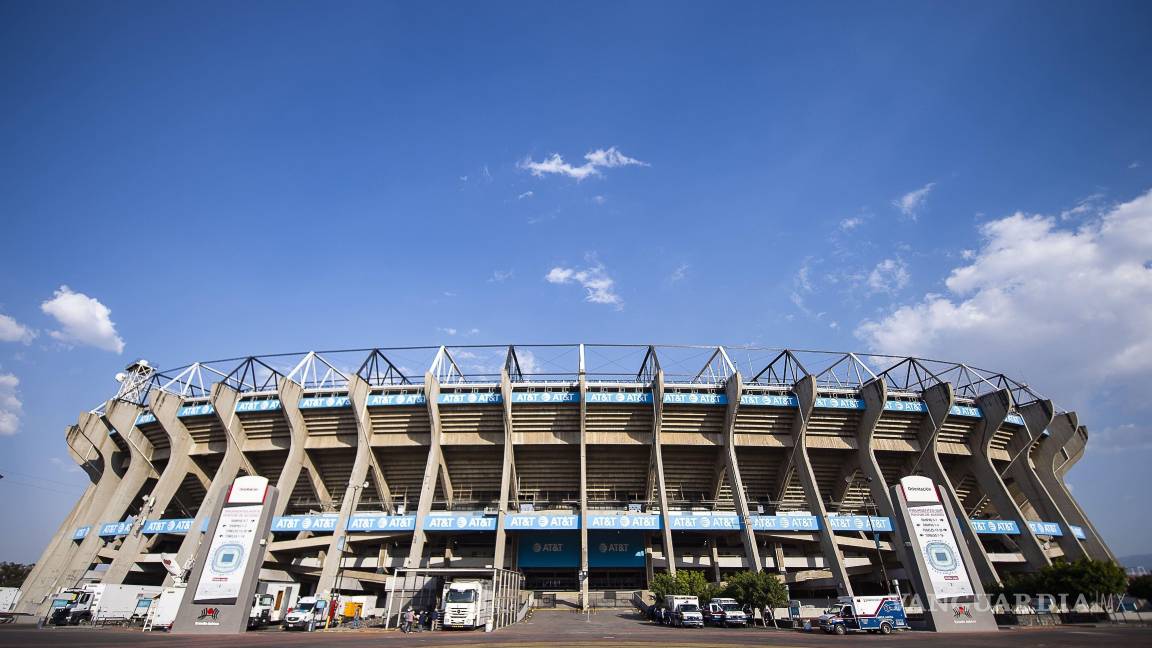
[403,607,415,633]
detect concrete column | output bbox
[15,426,106,614]
[53,403,152,605]
[347,375,393,513]
[910,383,1000,586]
[578,372,589,608]
[1012,400,1086,560]
[856,379,895,517]
[168,385,253,577]
[104,392,196,583]
[651,370,677,575]
[722,373,762,571]
[494,371,515,569]
[1034,413,1116,561]
[406,374,443,568]
[970,390,1050,570]
[315,386,378,594]
[788,375,853,596]
[275,377,334,514]
[212,384,255,476]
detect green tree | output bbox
[0,562,33,588]
[717,570,789,611]
[649,570,714,603]
[985,559,1127,606]
[1129,575,1152,602]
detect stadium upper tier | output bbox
[98,344,1051,413]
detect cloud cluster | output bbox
[545,260,623,308]
[866,258,911,294]
[519,147,648,181]
[41,286,125,354]
[893,182,936,219]
[0,373,21,436]
[857,188,1152,408]
[0,313,35,344]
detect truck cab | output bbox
[281,596,328,631]
[442,580,485,630]
[248,593,275,629]
[47,589,91,625]
[818,596,908,635]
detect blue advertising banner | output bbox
[748,515,820,531]
[517,532,579,568]
[883,400,928,413]
[827,515,893,532]
[73,526,90,540]
[585,391,653,405]
[299,396,352,409]
[271,515,340,533]
[663,393,727,405]
[367,393,427,407]
[348,514,417,532]
[98,520,134,537]
[739,394,798,407]
[177,404,215,417]
[505,513,579,531]
[135,412,157,425]
[235,399,281,413]
[814,397,866,410]
[423,513,497,532]
[1027,521,1064,537]
[141,518,196,534]
[949,405,982,418]
[970,519,1021,535]
[669,512,742,531]
[1070,525,1086,540]
[437,392,502,405]
[1005,413,1025,425]
[511,392,579,404]
[586,514,662,530]
[589,531,646,568]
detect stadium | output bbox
[14,344,1114,615]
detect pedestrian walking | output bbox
[402,606,415,633]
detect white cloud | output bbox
[545,259,623,308]
[437,327,458,336]
[1058,192,1106,221]
[892,182,936,219]
[856,188,1152,406]
[517,190,534,200]
[518,146,648,181]
[513,349,539,376]
[0,313,36,344]
[669,264,690,283]
[1130,161,1142,169]
[1092,423,1152,453]
[0,373,22,436]
[489,269,514,283]
[839,217,864,230]
[40,286,124,353]
[592,195,607,205]
[866,258,911,294]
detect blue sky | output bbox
[1,1,1150,562]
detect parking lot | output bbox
[1,610,1150,647]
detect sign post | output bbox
[890,476,997,632]
[171,475,278,634]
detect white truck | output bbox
[47,584,163,625]
[665,594,704,628]
[281,596,329,631]
[706,597,748,627]
[440,580,491,630]
[248,592,276,628]
[817,595,909,635]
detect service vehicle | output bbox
[663,594,699,623]
[47,584,162,625]
[281,596,329,631]
[248,593,275,628]
[817,596,908,635]
[441,580,491,630]
[673,602,704,628]
[706,597,748,626]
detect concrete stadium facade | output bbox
[16,344,1114,614]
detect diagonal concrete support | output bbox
[1035,414,1116,561]
[15,426,106,615]
[105,392,195,583]
[273,377,333,516]
[494,370,516,569]
[722,373,762,572]
[1012,400,1086,560]
[906,383,1000,586]
[970,390,1050,570]
[789,376,853,596]
[347,375,394,513]
[651,370,677,575]
[406,374,444,568]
